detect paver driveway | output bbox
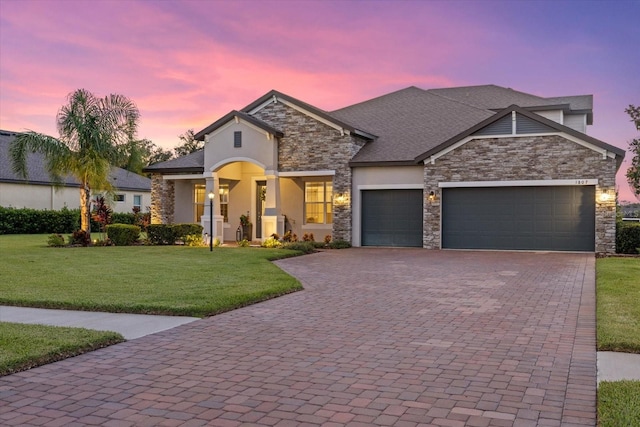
[0,249,596,426]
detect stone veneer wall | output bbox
[150,174,175,224]
[423,135,618,254]
[252,102,366,242]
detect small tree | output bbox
[625,104,640,198]
[92,196,113,241]
[9,89,139,239]
[174,129,203,157]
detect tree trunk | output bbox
[80,183,91,238]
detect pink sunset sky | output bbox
[1,0,639,201]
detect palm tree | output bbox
[9,89,140,238]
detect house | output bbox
[0,130,151,213]
[143,85,625,253]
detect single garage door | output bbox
[361,189,423,247]
[442,186,595,251]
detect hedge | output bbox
[147,223,203,245]
[0,207,141,235]
[106,224,141,246]
[0,206,78,234]
[617,222,640,254]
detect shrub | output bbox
[324,235,332,245]
[92,196,113,235]
[282,230,295,242]
[147,224,177,245]
[262,237,282,248]
[184,234,205,247]
[0,206,79,234]
[69,229,90,247]
[616,222,640,254]
[237,239,250,247]
[111,212,136,225]
[312,241,326,249]
[302,232,315,242]
[47,234,66,247]
[213,237,221,247]
[106,224,140,246]
[281,241,316,254]
[173,223,204,240]
[329,239,352,249]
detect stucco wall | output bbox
[252,102,366,241]
[0,182,150,213]
[423,135,618,253]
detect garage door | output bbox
[361,189,423,247]
[442,186,595,251]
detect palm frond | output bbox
[9,131,72,182]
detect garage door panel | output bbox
[361,189,423,247]
[442,186,595,251]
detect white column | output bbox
[202,173,224,243]
[261,171,285,240]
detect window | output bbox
[133,195,142,210]
[234,131,242,148]
[114,194,125,203]
[219,183,229,222]
[305,181,332,224]
[194,184,205,223]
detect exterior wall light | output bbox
[428,191,436,202]
[334,192,350,205]
[599,190,612,203]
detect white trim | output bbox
[248,95,346,136]
[247,98,275,115]
[207,117,274,140]
[278,98,345,134]
[279,170,335,177]
[426,132,616,163]
[163,174,206,180]
[358,184,424,190]
[438,179,598,188]
[210,157,266,172]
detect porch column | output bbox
[202,173,224,243]
[262,170,285,240]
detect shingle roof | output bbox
[332,85,600,165]
[331,86,493,165]
[145,84,619,171]
[143,149,204,174]
[0,130,151,191]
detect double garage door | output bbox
[361,186,595,251]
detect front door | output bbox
[256,181,266,239]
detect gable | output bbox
[416,105,624,167]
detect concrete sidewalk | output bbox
[0,305,199,340]
[597,351,640,383]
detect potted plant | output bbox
[240,214,252,241]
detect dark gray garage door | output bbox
[442,186,595,251]
[361,189,423,247]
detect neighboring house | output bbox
[143,85,625,254]
[0,130,151,213]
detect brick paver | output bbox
[0,249,596,426]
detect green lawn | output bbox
[596,257,640,426]
[0,234,303,317]
[596,257,640,352]
[598,380,640,427]
[0,322,123,376]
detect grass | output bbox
[0,322,123,376]
[596,257,640,352]
[0,234,303,317]
[596,257,640,426]
[598,380,640,427]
